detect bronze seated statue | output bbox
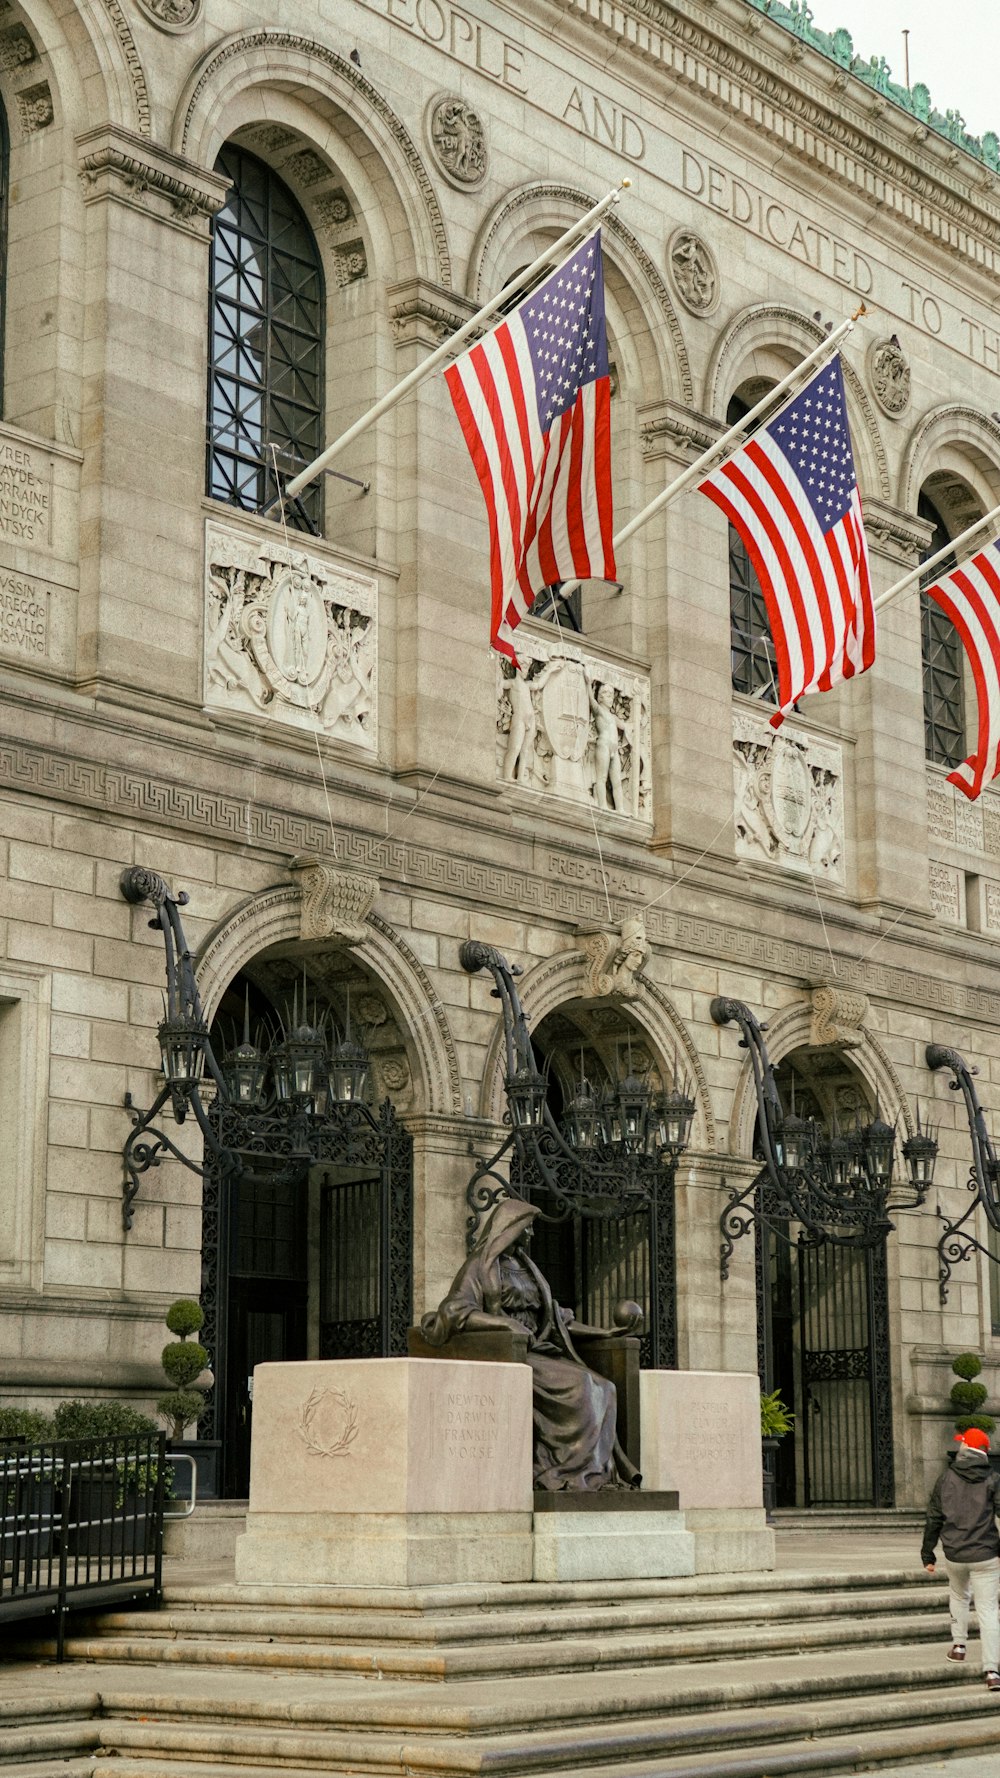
[418,1197,642,1491]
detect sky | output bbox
[807,0,995,142]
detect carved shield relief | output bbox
[540,661,591,762]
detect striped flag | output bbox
[444,230,615,662]
[700,357,874,728]
[923,539,1000,800]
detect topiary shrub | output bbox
[157,1300,209,1441]
[949,1353,996,1436]
[52,1400,158,1440]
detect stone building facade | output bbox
[2,0,1000,1507]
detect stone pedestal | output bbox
[639,1370,775,1572]
[236,1358,534,1587]
[532,1491,694,1582]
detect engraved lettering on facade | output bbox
[384,0,528,93]
[0,572,48,657]
[0,442,51,546]
[680,151,873,293]
[926,777,955,844]
[440,1389,502,1461]
[955,798,985,854]
[562,84,645,161]
[929,861,963,924]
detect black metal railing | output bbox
[0,1433,166,1659]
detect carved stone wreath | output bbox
[666,228,719,316]
[868,337,911,418]
[133,0,202,31]
[296,1386,359,1459]
[427,93,488,188]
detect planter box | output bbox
[169,1439,220,1502]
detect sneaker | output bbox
[985,1670,1000,1691]
[947,1645,967,1662]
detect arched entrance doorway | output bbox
[760,1046,894,1509]
[511,997,680,1370]
[200,940,414,1497]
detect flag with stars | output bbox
[699,357,874,728]
[444,230,615,661]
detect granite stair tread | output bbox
[1,1680,999,1778]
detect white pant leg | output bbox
[968,1557,1000,1672]
[944,1558,972,1643]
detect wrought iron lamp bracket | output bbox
[459,941,687,1247]
[927,1043,1000,1302]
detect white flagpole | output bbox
[873,500,1000,613]
[280,179,631,504]
[551,309,861,609]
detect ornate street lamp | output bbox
[712,996,938,1279]
[118,866,374,1230]
[459,940,696,1367]
[459,938,696,1220]
[926,1043,1000,1302]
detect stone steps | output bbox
[3,1668,1000,1778]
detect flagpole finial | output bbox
[851,301,868,321]
[619,176,632,189]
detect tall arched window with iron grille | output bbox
[207,144,324,532]
[727,392,776,701]
[918,490,965,768]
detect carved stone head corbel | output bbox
[578,915,650,1000]
[288,855,378,944]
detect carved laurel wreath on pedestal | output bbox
[296,1386,359,1459]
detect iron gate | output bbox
[757,1201,894,1508]
[798,1235,894,1507]
[200,1099,413,1493]
[519,1174,677,1369]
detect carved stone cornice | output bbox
[76,125,229,237]
[387,277,476,350]
[863,499,935,566]
[565,0,1000,281]
[638,400,720,463]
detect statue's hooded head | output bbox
[473,1196,539,1266]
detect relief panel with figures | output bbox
[733,707,845,886]
[204,520,376,748]
[497,632,651,821]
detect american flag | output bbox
[445,230,615,662]
[923,539,1000,800]
[700,358,874,728]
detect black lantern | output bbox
[158,1011,209,1088]
[222,1037,268,1108]
[506,1059,548,1130]
[655,1083,697,1158]
[329,1031,370,1105]
[604,1070,653,1154]
[273,1022,328,1106]
[773,1108,812,1175]
[712,995,938,1279]
[562,1077,601,1152]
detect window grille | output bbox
[727,393,776,700]
[207,144,324,531]
[919,492,965,768]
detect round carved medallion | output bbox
[133,0,201,31]
[666,229,719,316]
[426,93,488,189]
[868,336,911,417]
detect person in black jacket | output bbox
[922,1426,1000,1689]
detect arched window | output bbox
[919,490,965,768]
[207,144,324,531]
[727,392,775,700]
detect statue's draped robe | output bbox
[424,1206,627,1490]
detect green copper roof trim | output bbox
[746,0,1000,175]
